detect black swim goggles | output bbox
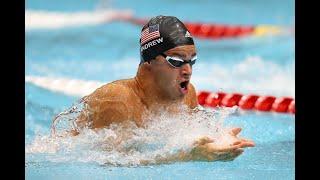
[160,53,197,68]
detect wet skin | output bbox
[72,45,255,163]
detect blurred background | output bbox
[26,0,295,107]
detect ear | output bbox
[141,60,152,70]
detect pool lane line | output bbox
[26,76,294,114]
[123,17,290,40]
[198,91,295,114]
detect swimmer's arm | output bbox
[139,150,192,165]
[139,144,236,165]
[140,128,255,164]
[141,142,242,164]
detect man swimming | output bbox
[70,15,255,163]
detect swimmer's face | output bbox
[150,45,196,100]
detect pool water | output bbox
[26,0,295,179]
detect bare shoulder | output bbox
[188,83,197,93]
[85,80,133,102]
[80,79,136,128]
[184,82,198,108]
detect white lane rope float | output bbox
[26,75,104,97]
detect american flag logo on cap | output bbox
[140,24,160,45]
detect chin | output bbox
[164,83,188,101]
[170,90,186,101]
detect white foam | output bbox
[25,9,133,30]
[25,56,294,165]
[26,105,237,165]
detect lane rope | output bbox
[26,76,294,114]
[124,17,286,39]
[197,91,295,114]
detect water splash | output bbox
[26,104,238,166]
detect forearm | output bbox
[139,145,220,165]
[139,150,193,165]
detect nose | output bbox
[181,63,192,78]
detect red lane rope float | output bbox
[124,17,280,40]
[220,93,243,107]
[197,91,295,114]
[239,95,259,110]
[287,100,295,114]
[271,97,294,113]
[197,91,211,105]
[184,23,254,39]
[205,92,226,107]
[254,96,276,111]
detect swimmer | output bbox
[70,15,255,163]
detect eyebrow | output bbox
[170,52,197,59]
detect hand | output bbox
[191,128,255,162]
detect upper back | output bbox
[82,78,145,128]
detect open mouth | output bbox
[179,80,189,94]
